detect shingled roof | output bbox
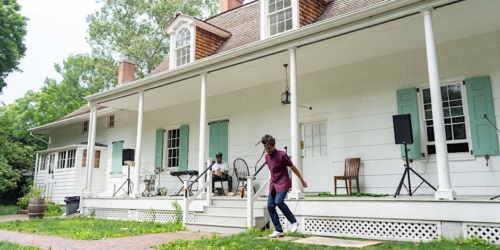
[149,0,385,76]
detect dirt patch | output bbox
[0,214,28,222]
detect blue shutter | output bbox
[111,141,124,174]
[466,76,499,156]
[396,88,422,160]
[179,125,189,171]
[154,128,164,173]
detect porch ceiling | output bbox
[99,0,500,112]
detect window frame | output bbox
[107,115,115,128]
[164,127,181,169]
[261,0,299,39]
[302,122,328,157]
[417,78,473,158]
[82,149,102,168]
[175,27,192,67]
[82,121,89,133]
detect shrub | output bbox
[45,202,63,217]
[17,187,44,210]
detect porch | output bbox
[82,194,500,244]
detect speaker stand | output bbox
[114,162,134,196]
[394,143,436,197]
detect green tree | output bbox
[87,0,219,78]
[0,54,116,203]
[0,0,28,93]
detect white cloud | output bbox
[1,0,100,105]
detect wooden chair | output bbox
[334,158,361,195]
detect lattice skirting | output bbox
[465,223,500,244]
[279,216,440,242]
[84,208,194,223]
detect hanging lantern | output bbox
[281,64,290,105]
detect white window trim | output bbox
[106,115,115,128]
[301,121,328,157]
[416,76,474,161]
[82,121,89,133]
[168,22,195,69]
[260,0,299,39]
[164,125,181,170]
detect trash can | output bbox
[64,196,80,216]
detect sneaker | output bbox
[268,231,284,238]
[290,222,299,233]
[227,192,235,196]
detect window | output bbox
[166,128,180,168]
[39,154,47,171]
[421,82,469,154]
[303,123,327,157]
[66,149,76,168]
[268,0,293,36]
[48,154,55,174]
[107,115,115,128]
[175,28,191,67]
[82,121,89,132]
[57,151,67,169]
[82,149,101,168]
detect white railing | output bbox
[246,176,269,227]
[182,160,215,224]
[246,162,269,227]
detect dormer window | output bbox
[261,0,299,39]
[166,14,230,70]
[268,0,293,36]
[175,28,191,66]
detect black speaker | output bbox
[393,114,413,145]
[122,149,135,162]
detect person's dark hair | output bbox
[261,134,275,147]
[216,152,223,157]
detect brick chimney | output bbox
[220,0,244,13]
[118,59,135,86]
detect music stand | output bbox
[113,160,134,196]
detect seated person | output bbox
[212,152,234,196]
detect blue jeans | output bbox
[267,189,296,232]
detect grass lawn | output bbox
[0,241,39,250]
[154,228,500,250]
[0,205,18,215]
[0,217,184,240]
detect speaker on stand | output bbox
[392,114,436,197]
[113,149,135,196]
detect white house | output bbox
[30,0,500,243]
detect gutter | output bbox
[84,0,460,104]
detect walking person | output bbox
[261,134,307,238]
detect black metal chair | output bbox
[233,158,255,197]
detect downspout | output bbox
[30,132,50,189]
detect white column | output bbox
[288,47,304,199]
[422,9,455,200]
[87,104,97,195]
[132,91,144,197]
[198,73,207,192]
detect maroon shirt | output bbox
[265,150,293,193]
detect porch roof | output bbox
[85,0,500,113]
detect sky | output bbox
[1,0,101,105]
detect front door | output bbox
[301,122,330,193]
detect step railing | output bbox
[182,160,215,223]
[246,162,269,227]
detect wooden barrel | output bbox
[28,198,46,220]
